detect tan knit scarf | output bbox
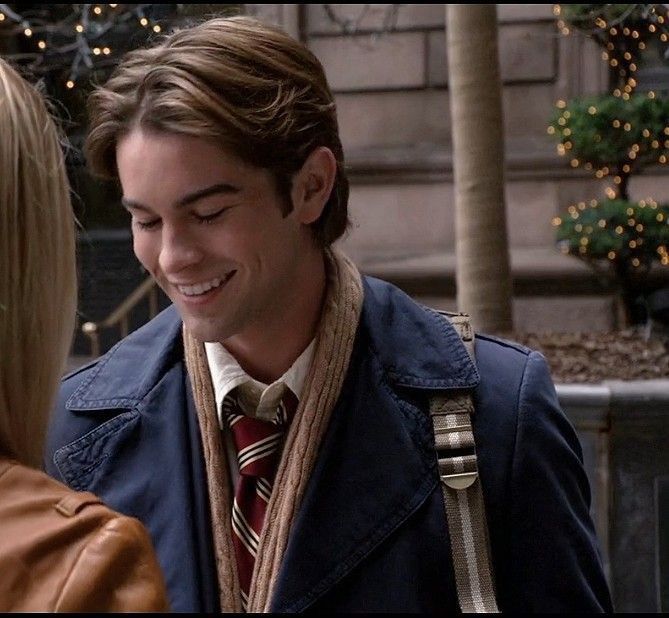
[183,248,364,612]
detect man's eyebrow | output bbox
[121,182,240,211]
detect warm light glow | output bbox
[153,24,161,33]
[140,17,149,26]
[556,99,566,109]
[613,119,621,128]
[93,6,102,15]
[610,27,618,35]
[599,219,607,228]
[552,217,562,226]
[66,80,75,89]
[632,258,640,267]
[24,27,32,37]
[580,237,589,246]
[611,59,619,67]
[0,13,5,21]
[623,164,631,172]
[632,30,639,38]
[629,63,637,72]
[38,40,46,49]
[658,213,666,222]
[624,122,632,131]
[608,251,616,260]
[563,128,571,136]
[602,51,609,60]
[606,187,617,199]
[623,51,632,60]
[639,41,646,50]
[660,155,668,164]
[615,226,624,234]
[575,224,583,232]
[588,106,597,114]
[627,208,635,216]
[547,126,555,135]
[652,140,660,148]
[595,170,604,178]
[75,24,84,33]
[614,176,622,184]
[613,89,622,97]
[103,47,111,55]
[93,47,101,55]
[648,90,655,99]
[622,92,630,100]
[649,24,657,32]
[642,128,650,138]
[623,27,630,36]
[636,224,644,232]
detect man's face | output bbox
[116,129,315,344]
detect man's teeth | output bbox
[178,277,223,297]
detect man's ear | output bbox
[291,147,337,225]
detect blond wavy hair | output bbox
[86,15,350,247]
[0,60,77,468]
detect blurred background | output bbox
[1,3,667,612]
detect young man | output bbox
[46,16,612,613]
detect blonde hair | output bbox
[0,60,77,468]
[86,16,350,247]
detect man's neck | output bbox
[221,251,327,385]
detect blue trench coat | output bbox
[46,276,612,612]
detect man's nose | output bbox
[159,225,203,274]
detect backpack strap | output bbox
[430,311,499,613]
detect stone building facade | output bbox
[249,3,669,332]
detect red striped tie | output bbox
[223,389,297,610]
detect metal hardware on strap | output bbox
[440,471,478,490]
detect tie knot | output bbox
[224,390,297,478]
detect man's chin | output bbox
[181,316,230,343]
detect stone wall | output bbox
[559,381,669,612]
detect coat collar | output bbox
[358,276,479,390]
[66,305,183,411]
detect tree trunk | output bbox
[446,4,513,333]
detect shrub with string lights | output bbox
[549,3,669,324]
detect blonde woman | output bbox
[0,59,169,612]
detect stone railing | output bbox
[558,380,669,613]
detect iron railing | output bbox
[81,277,159,357]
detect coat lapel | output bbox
[270,277,480,611]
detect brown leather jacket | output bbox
[0,458,170,612]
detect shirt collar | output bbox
[204,338,316,426]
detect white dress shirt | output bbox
[204,338,316,482]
